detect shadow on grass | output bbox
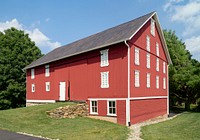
[170,105,200,116]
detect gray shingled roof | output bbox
[25,11,169,70]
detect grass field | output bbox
[0,102,129,140]
[141,112,200,140]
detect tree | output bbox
[164,30,200,110]
[0,27,42,110]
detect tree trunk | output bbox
[185,97,191,111]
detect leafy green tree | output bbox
[0,27,42,110]
[164,30,200,110]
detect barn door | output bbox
[59,82,66,101]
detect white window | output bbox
[135,47,140,65]
[146,35,150,52]
[46,82,50,92]
[163,78,166,89]
[147,73,150,88]
[101,72,109,88]
[107,100,116,116]
[156,76,159,89]
[31,84,35,92]
[156,42,159,56]
[163,62,166,74]
[156,58,159,71]
[31,69,35,79]
[151,18,155,36]
[45,65,50,77]
[146,53,150,69]
[90,100,98,114]
[135,70,140,87]
[100,49,109,67]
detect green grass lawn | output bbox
[0,102,129,140]
[141,112,200,140]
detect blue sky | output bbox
[1,0,200,60]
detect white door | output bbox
[59,82,66,101]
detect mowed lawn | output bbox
[0,102,129,140]
[141,112,200,140]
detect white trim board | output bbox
[88,98,126,101]
[130,96,167,100]
[26,100,56,103]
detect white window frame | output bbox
[151,18,155,36]
[156,76,159,89]
[147,73,150,88]
[163,78,166,89]
[100,49,109,67]
[31,84,35,92]
[146,53,150,69]
[45,65,50,77]
[135,70,140,87]
[46,82,50,92]
[156,42,159,56]
[135,47,140,65]
[31,69,35,79]
[107,100,117,116]
[163,62,166,74]
[156,58,159,71]
[146,35,150,52]
[90,100,98,115]
[101,71,109,88]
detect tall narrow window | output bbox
[146,53,150,69]
[156,42,159,56]
[156,58,159,71]
[151,18,155,36]
[100,49,109,67]
[146,35,150,52]
[101,72,109,88]
[90,100,98,114]
[46,82,50,92]
[156,76,159,89]
[135,47,140,65]
[45,65,50,77]
[163,62,166,74]
[163,78,166,89]
[147,73,150,88]
[31,69,35,79]
[31,84,35,92]
[135,70,140,87]
[107,100,116,116]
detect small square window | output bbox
[31,84,35,92]
[107,100,116,116]
[90,100,98,114]
[31,69,35,79]
[46,82,50,92]
[100,49,109,67]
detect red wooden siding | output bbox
[130,99,167,124]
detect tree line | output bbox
[0,28,199,111]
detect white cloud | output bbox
[185,36,200,60]
[0,19,61,53]
[163,0,183,12]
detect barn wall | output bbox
[130,98,167,124]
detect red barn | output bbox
[24,11,172,126]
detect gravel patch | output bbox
[128,113,180,140]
